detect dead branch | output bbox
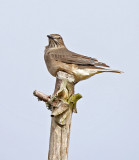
[33,71,82,160]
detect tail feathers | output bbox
[73,67,123,82]
[99,69,123,74]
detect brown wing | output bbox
[49,48,109,67]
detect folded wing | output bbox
[50,48,109,68]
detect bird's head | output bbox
[47,34,65,48]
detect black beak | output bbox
[47,35,54,39]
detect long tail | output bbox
[73,67,123,82]
[97,69,123,74]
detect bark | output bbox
[33,71,82,160]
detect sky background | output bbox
[0,0,139,159]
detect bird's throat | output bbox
[48,39,65,49]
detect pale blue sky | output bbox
[0,0,139,160]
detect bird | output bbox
[44,34,122,83]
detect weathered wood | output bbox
[48,71,75,160]
[34,71,82,160]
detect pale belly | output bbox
[72,68,100,82]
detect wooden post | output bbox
[33,71,82,160]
